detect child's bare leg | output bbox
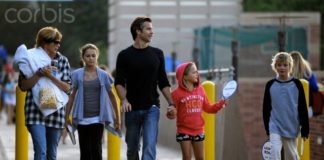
[6,105,14,124]
[192,141,204,160]
[180,141,192,160]
[61,128,67,144]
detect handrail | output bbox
[167,67,235,82]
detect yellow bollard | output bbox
[202,81,216,160]
[108,85,121,160]
[298,79,310,160]
[15,86,28,160]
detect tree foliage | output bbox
[0,0,108,68]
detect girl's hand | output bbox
[64,116,71,127]
[115,118,121,130]
[166,105,176,119]
[224,99,229,106]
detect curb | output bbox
[0,137,8,160]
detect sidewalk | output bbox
[0,113,181,160]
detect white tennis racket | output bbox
[262,140,271,160]
[222,80,238,100]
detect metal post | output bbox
[278,31,286,52]
[298,79,310,160]
[231,40,238,81]
[171,51,177,84]
[16,87,28,160]
[171,51,177,72]
[202,81,216,160]
[108,85,121,160]
[192,47,200,69]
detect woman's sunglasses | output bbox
[52,40,61,45]
[45,39,61,45]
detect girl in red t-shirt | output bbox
[167,62,228,160]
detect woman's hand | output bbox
[40,65,57,78]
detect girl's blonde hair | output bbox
[271,52,293,74]
[290,51,312,79]
[79,43,100,66]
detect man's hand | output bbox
[121,99,132,112]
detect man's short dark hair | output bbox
[130,17,152,40]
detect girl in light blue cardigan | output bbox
[65,44,121,160]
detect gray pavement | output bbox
[0,112,181,160]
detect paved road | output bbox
[0,113,181,160]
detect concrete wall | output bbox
[310,71,324,160]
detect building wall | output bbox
[108,6,320,73]
[236,78,268,160]
[309,71,324,160]
[108,0,242,69]
[309,115,324,160]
